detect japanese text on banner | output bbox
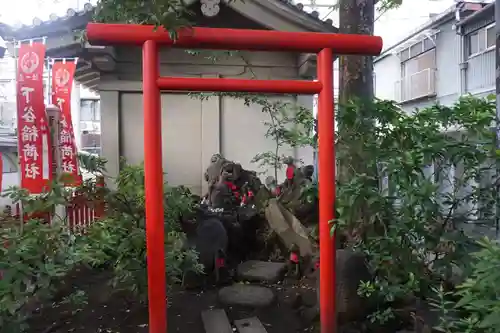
[52,60,81,186]
[16,43,51,194]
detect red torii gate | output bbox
[86,23,383,333]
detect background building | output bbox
[374,1,494,113]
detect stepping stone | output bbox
[218,284,275,308]
[237,260,287,283]
[234,317,268,333]
[201,309,232,333]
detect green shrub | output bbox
[0,220,81,332]
[80,161,202,299]
[433,237,500,333]
[0,160,200,331]
[334,96,497,324]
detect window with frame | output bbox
[468,24,495,57]
[2,153,17,173]
[398,37,435,61]
[401,49,436,76]
[486,25,495,48]
[399,48,437,101]
[409,43,422,58]
[80,99,100,122]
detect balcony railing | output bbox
[395,68,437,103]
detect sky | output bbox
[0,0,457,103]
[1,0,455,49]
[0,0,97,26]
[0,0,460,117]
[298,0,455,49]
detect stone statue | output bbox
[204,153,227,201]
[283,156,296,189]
[301,165,314,182]
[205,153,225,183]
[210,170,237,210]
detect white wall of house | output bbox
[0,53,17,130]
[374,54,401,101]
[435,20,461,104]
[373,19,462,113]
[372,11,498,235]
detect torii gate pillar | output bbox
[86,23,383,333]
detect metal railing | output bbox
[395,68,437,103]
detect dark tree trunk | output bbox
[339,0,375,104]
[337,0,376,183]
[337,0,377,231]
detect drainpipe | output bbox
[457,25,467,95]
[457,25,480,221]
[450,21,465,219]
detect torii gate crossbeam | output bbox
[86,23,383,333]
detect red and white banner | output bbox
[51,60,81,186]
[16,43,52,194]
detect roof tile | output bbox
[3,0,335,32]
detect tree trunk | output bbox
[339,0,375,103]
[337,0,376,182]
[337,0,377,232]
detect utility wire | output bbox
[375,7,391,22]
[321,7,336,20]
[301,1,433,28]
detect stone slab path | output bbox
[237,260,287,283]
[218,284,275,308]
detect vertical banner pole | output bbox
[142,40,167,333]
[45,58,54,224]
[317,47,335,333]
[13,40,24,230]
[46,58,51,103]
[46,105,65,225]
[72,58,81,150]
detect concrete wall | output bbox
[98,48,314,195]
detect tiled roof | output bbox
[2,0,335,35]
[4,3,94,37]
[277,0,335,27]
[456,2,494,27]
